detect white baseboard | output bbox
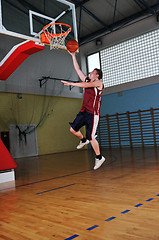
[0,169,15,183]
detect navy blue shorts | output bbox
[69,111,99,140]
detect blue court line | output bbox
[134,203,143,207]
[65,234,79,240]
[146,198,154,202]
[36,183,76,195]
[105,216,116,221]
[86,225,99,231]
[65,193,159,239]
[121,209,130,214]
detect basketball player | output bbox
[61,51,105,170]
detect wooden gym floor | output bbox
[0,147,159,240]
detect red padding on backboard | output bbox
[0,41,44,80]
[0,139,17,171]
[41,33,50,44]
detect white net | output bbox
[50,35,66,50]
[44,24,71,50]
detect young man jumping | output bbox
[61,51,105,170]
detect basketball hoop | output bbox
[42,23,72,50]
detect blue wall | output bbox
[101,83,159,116]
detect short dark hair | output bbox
[94,68,103,80]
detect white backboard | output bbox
[0,0,78,48]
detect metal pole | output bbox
[0,0,3,30]
[138,0,155,14]
[78,6,82,43]
[113,0,118,25]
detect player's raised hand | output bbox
[67,50,76,57]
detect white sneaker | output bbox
[77,139,89,149]
[94,156,105,170]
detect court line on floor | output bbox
[121,209,131,214]
[65,235,79,240]
[36,183,76,195]
[86,225,99,231]
[65,194,158,240]
[105,216,116,221]
[0,155,117,192]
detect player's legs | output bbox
[86,113,105,170]
[70,127,89,149]
[70,127,83,139]
[90,138,105,170]
[69,112,89,149]
[89,138,100,155]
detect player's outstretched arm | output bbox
[61,80,103,89]
[68,51,86,82]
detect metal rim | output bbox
[43,23,72,38]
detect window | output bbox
[88,28,159,88]
[87,52,100,73]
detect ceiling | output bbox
[1,0,159,46]
[72,0,159,45]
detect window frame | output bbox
[86,51,101,75]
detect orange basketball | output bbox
[66,39,79,52]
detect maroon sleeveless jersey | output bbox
[80,78,103,115]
